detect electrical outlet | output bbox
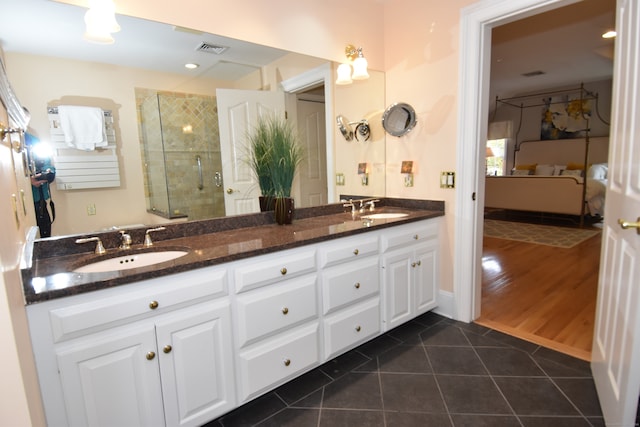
[87,203,96,215]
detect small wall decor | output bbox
[358,162,369,186]
[401,161,414,187]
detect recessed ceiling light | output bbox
[602,30,616,39]
[185,63,199,69]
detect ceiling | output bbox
[0,0,289,81]
[0,0,616,93]
[490,0,616,99]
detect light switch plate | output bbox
[440,171,455,189]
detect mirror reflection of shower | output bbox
[136,88,226,220]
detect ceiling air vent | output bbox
[521,70,545,77]
[196,42,229,55]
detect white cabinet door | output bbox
[156,301,236,427]
[382,241,438,331]
[56,323,165,427]
[382,249,413,330]
[414,241,438,315]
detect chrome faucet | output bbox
[119,230,132,250]
[75,236,106,255]
[144,226,166,247]
[343,199,357,215]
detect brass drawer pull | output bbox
[354,282,361,289]
[149,301,159,310]
[281,267,287,275]
[163,345,172,354]
[353,249,359,255]
[283,358,291,367]
[146,351,156,360]
[355,325,361,332]
[282,307,289,315]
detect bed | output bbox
[484,136,609,217]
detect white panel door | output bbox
[156,301,235,427]
[56,323,165,427]
[591,0,640,425]
[216,89,285,215]
[382,249,412,331]
[296,98,327,207]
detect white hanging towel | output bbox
[58,105,108,151]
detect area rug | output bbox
[483,219,600,248]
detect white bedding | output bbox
[586,178,607,216]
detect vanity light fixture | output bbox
[83,0,121,45]
[336,45,369,85]
[601,30,616,39]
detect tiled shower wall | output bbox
[136,89,226,220]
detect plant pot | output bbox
[274,197,294,225]
[259,196,275,212]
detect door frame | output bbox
[453,0,582,323]
[281,63,336,203]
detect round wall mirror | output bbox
[336,115,353,141]
[382,102,417,137]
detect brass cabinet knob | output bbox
[416,260,422,266]
[411,262,416,268]
[280,267,287,275]
[413,234,419,240]
[146,351,156,360]
[226,188,235,194]
[353,249,359,255]
[163,345,172,354]
[354,282,361,289]
[149,301,159,310]
[282,307,289,315]
[355,325,361,332]
[283,358,291,367]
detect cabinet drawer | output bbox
[322,257,379,314]
[318,234,379,268]
[49,266,228,343]
[381,220,439,253]
[324,298,380,359]
[238,323,320,402]
[234,248,316,293]
[236,275,318,347]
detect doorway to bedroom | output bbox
[475,0,615,361]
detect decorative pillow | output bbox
[586,163,608,180]
[561,169,583,177]
[515,163,537,171]
[534,164,555,176]
[553,165,566,175]
[512,169,532,176]
[566,162,585,170]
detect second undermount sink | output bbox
[361,213,409,220]
[74,250,189,274]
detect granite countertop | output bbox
[22,198,444,304]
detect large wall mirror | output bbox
[2,0,385,238]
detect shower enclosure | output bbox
[137,89,225,220]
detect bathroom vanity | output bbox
[22,198,443,427]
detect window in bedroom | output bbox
[486,139,506,176]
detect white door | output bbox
[216,89,285,215]
[591,0,640,425]
[296,97,327,208]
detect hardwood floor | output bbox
[476,222,602,361]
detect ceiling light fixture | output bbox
[601,30,617,39]
[185,63,200,69]
[336,44,369,85]
[83,0,121,45]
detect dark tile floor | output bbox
[205,312,605,427]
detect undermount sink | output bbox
[74,250,189,274]
[361,213,409,219]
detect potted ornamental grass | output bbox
[248,115,303,224]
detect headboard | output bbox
[516,136,609,166]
